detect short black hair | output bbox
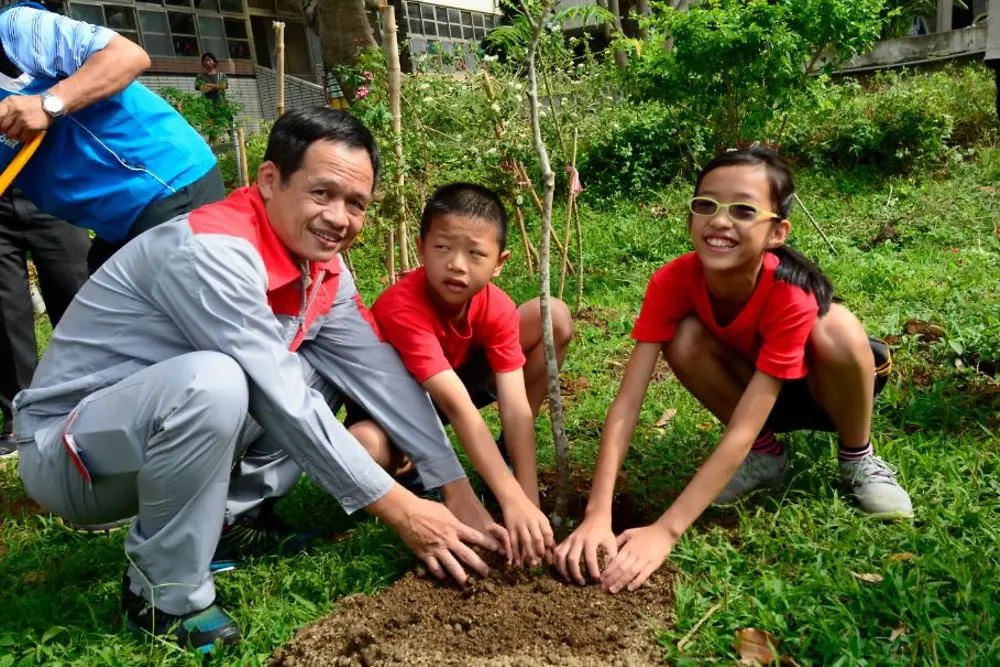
[201,52,217,64]
[420,183,508,251]
[263,107,381,189]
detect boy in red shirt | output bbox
[352,183,574,566]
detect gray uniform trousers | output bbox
[17,351,350,616]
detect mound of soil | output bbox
[271,558,673,667]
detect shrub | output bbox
[781,67,996,172]
[158,87,241,145]
[576,100,711,200]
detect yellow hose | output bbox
[0,131,45,197]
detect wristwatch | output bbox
[40,91,66,119]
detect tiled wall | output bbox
[140,67,326,138]
[141,73,266,135]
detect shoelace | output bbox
[734,451,783,484]
[846,455,897,484]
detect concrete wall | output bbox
[838,23,988,74]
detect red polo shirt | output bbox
[632,252,819,380]
[371,267,526,383]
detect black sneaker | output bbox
[122,574,241,654]
[396,468,443,502]
[211,502,320,572]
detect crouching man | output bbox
[12,108,501,654]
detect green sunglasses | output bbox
[688,197,781,224]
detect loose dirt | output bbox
[271,556,673,667]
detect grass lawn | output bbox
[2,150,999,666]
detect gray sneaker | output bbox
[714,449,789,505]
[839,454,913,520]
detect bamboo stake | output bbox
[793,193,838,256]
[523,0,571,535]
[230,120,244,187]
[236,127,250,186]
[574,204,584,311]
[388,226,397,284]
[514,205,534,274]
[273,21,286,116]
[558,129,579,300]
[381,2,409,272]
[514,160,573,269]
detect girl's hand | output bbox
[554,514,618,585]
[600,523,676,593]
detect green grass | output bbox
[3,148,1000,666]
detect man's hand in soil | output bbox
[554,514,618,585]
[500,492,554,568]
[600,523,676,593]
[442,479,513,563]
[368,484,498,585]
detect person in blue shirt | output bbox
[0,2,225,273]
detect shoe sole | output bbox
[862,508,914,521]
[126,620,223,655]
[63,517,133,533]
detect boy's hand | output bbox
[443,480,512,562]
[600,523,676,593]
[554,514,617,585]
[500,492,554,567]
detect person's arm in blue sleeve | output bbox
[0,6,150,142]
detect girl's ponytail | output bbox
[771,245,833,315]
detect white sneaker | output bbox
[714,449,789,505]
[839,454,913,520]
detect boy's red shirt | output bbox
[632,251,819,380]
[371,267,526,383]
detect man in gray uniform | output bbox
[12,108,500,654]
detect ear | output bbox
[767,218,791,249]
[492,249,511,279]
[416,235,426,264]
[257,161,280,200]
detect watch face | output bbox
[43,94,64,115]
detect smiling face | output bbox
[689,164,790,274]
[258,140,374,263]
[418,212,509,315]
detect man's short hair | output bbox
[420,183,508,252]
[263,108,381,190]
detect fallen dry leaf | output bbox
[888,552,917,563]
[851,571,884,584]
[890,624,908,642]
[978,185,996,194]
[22,571,45,585]
[733,628,779,665]
[654,408,677,428]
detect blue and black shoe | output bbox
[210,501,321,573]
[122,574,241,654]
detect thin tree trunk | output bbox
[637,0,649,40]
[299,0,377,98]
[387,227,396,284]
[523,0,570,536]
[607,0,628,69]
[382,3,409,271]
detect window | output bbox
[223,18,250,59]
[105,5,140,43]
[163,0,191,6]
[218,0,242,12]
[70,3,103,25]
[139,10,173,55]
[168,10,198,56]
[195,0,219,11]
[198,16,226,57]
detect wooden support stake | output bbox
[236,127,250,186]
[515,160,573,270]
[514,205,535,275]
[574,204,584,311]
[793,193,838,256]
[388,226,397,284]
[381,2,409,271]
[558,129,579,301]
[273,21,286,116]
